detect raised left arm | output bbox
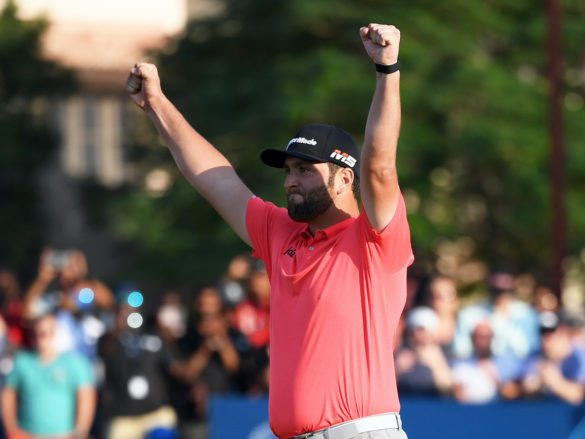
[359,23,402,230]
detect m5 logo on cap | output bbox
[330,149,357,167]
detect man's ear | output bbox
[337,168,355,195]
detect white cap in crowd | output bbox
[406,306,439,332]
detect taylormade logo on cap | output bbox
[287,137,318,149]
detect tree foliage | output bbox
[0,1,74,274]
[102,0,585,285]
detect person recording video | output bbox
[22,247,114,359]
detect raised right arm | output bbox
[127,63,253,246]
[23,248,56,320]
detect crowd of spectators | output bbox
[0,249,584,438]
[398,274,585,406]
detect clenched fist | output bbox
[125,63,164,111]
[360,23,401,66]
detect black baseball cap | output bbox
[261,124,361,179]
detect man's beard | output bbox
[287,183,333,222]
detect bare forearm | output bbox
[359,72,402,229]
[75,387,96,437]
[147,95,233,189]
[23,278,50,319]
[1,388,21,434]
[216,340,240,374]
[142,91,253,244]
[428,358,454,393]
[363,73,401,168]
[184,345,212,381]
[91,281,115,309]
[547,377,585,404]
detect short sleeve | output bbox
[4,353,23,389]
[358,193,414,274]
[246,196,290,265]
[565,349,585,384]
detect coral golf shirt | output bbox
[246,194,413,438]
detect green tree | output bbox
[102,0,585,286]
[0,1,74,275]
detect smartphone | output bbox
[50,250,71,270]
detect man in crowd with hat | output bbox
[126,22,412,439]
[523,311,585,405]
[395,307,454,397]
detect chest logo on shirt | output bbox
[51,368,67,384]
[283,247,296,258]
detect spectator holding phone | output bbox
[22,248,114,359]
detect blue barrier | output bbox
[210,396,275,439]
[209,395,585,439]
[401,398,583,439]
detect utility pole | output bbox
[547,0,565,300]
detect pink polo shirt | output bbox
[246,194,413,439]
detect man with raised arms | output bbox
[127,23,412,439]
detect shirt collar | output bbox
[299,215,357,243]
